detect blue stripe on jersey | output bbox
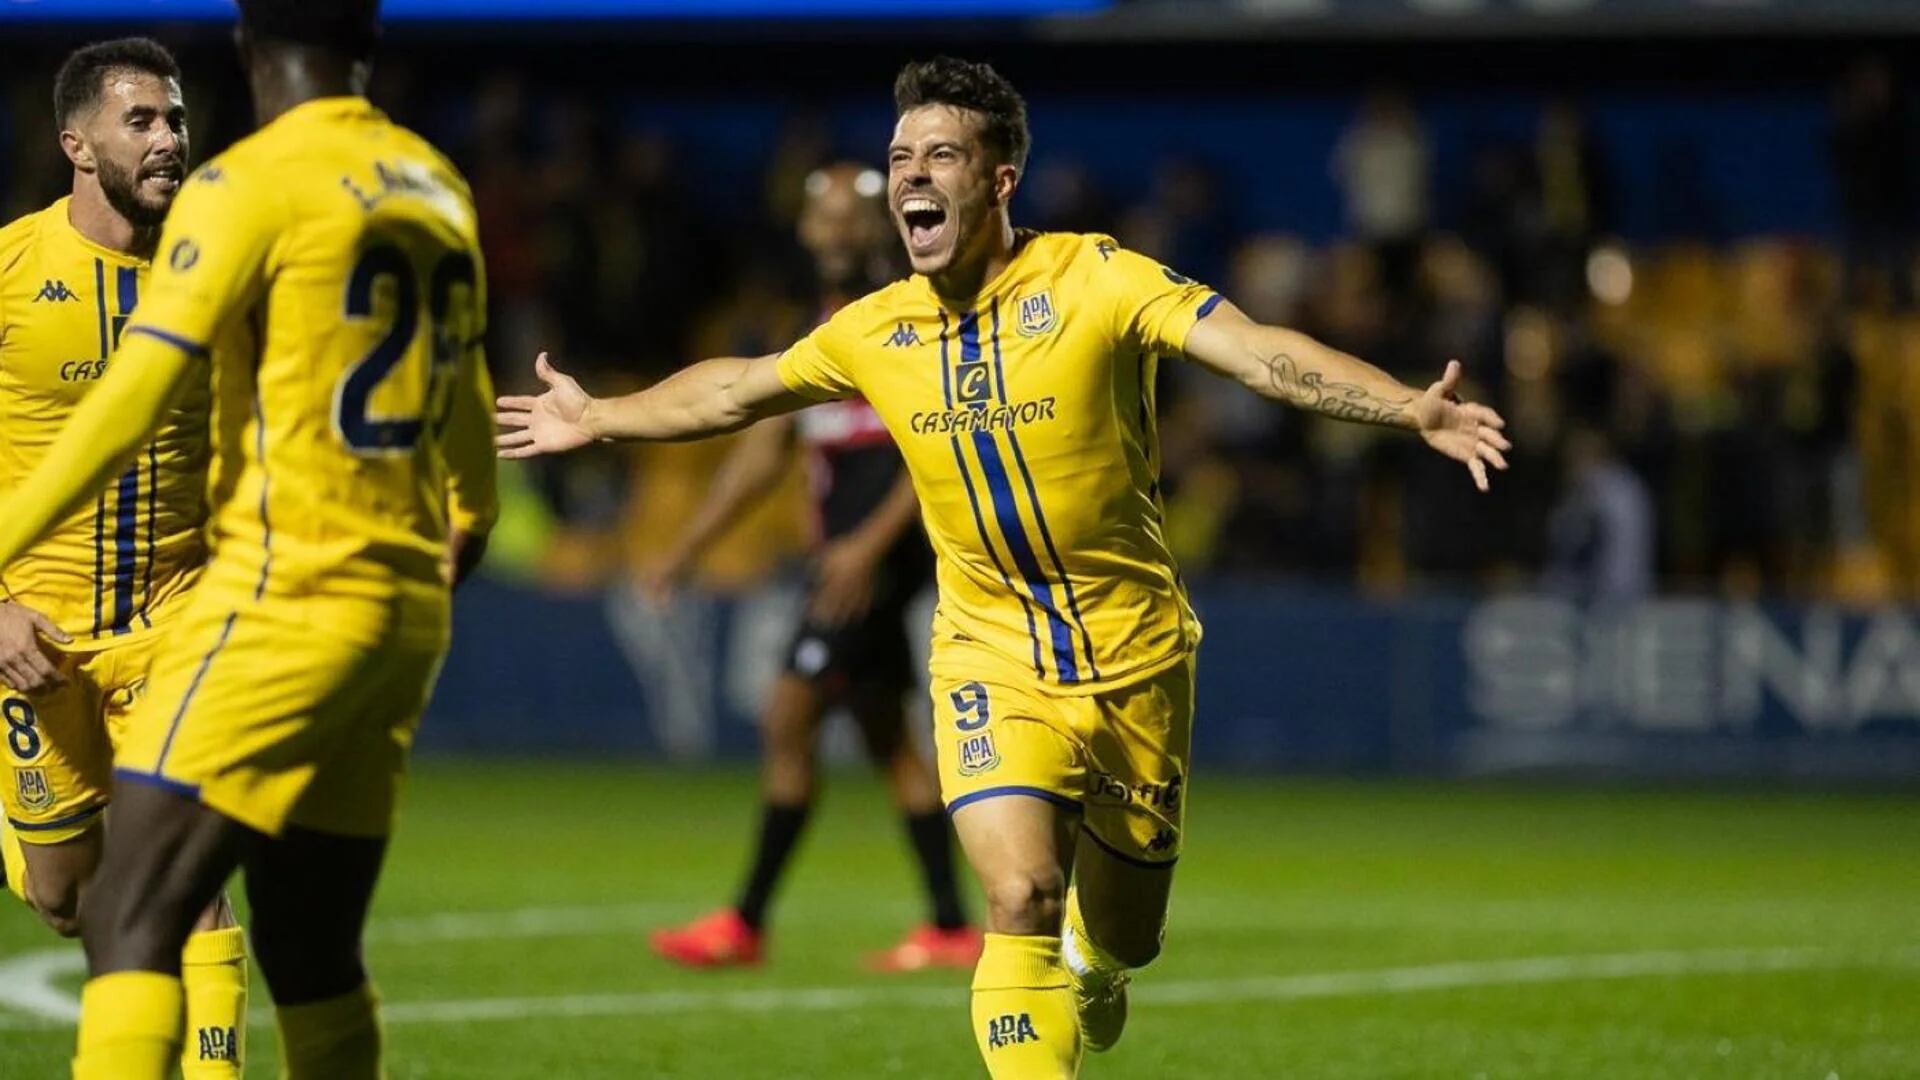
[91,494,105,638]
[90,260,108,637]
[1196,293,1223,321]
[109,465,139,633]
[7,803,106,833]
[92,260,107,357]
[140,444,156,629]
[109,267,142,634]
[112,768,200,802]
[153,611,237,775]
[958,311,1078,683]
[939,312,1043,679]
[947,785,1082,816]
[122,326,209,357]
[988,302,1099,680]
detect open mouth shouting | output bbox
[139,159,184,197]
[899,194,950,259]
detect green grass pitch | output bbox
[1,762,1915,1077]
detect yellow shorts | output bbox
[114,594,447,839]
[1,636,158,843]
[933,653,1195,867]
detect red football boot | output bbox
[650,908,764,969]
[864,924,986,972]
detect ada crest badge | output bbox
[956,731,1001,776]
[1015,290,1058,338]
[14,767,53,812]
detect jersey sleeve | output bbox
[1092,236,1224,357]
[125,157,283,354]
[775,306,862,401]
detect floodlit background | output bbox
[0,1,1916,1076]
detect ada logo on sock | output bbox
[197,1024,238,1062]
[986,1013,1039,1049]
[14,767,52,811]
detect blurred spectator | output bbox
[1026,158,1113,235]
[1533,100,1612,312]
[1543,427,1657,603]
[1332,89,1430,306]
[1830,57,1916,309]
[1119,156,1234,286]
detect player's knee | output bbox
[982,869,1065,934]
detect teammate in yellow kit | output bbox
[500,58,1508,1079]
[0,38,249,1078]
[0,3,497,1078]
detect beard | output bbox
[96,155,171,230]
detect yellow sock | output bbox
[277,981,383,1080]
[71,971,184,1080]
[180,926,249,1078]
[1063,889,1128,981]
[0,816,26,904]
[970,933,1081,1079]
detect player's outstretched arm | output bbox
[0,333,195,567]
[495,351,808,458]
[1183,299,1512,492]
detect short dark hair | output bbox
[237,0,381,60]
[893,57,1031,174]
[53,38,180,128]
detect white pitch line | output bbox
[0,948,84,1028]
[5,912,1915,1035]
[0,902,693,1030]
[364,902,693,943]
[378,944,1919,1027]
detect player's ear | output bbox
[59,128,93,173]
[990,163,1019,208]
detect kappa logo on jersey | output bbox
[14,767,53,811]
[1145,827,1178,854]
[1095,239,1117,261]
[1015,290,1058,337]
[956,731,1001,777]
[883,321,923,348]
[32,280,79,304]
[986,1013,1039,1049]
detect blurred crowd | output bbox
[4,52,1918,604]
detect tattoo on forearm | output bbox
[1262,353,1413,427]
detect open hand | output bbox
[0,601,69,694]
[496,353,596,460]
[1412,361,1511,493]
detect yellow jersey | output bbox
[778,231,1220,695]
[0,198,210,646]
[118,97,496,646]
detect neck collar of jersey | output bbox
[921,227,1038,311]
[268,95,382,130]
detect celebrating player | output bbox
[499,57,1508,1079]
[0,39,250,1078]
[645,163,980,972]
[0,2,497,1077]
